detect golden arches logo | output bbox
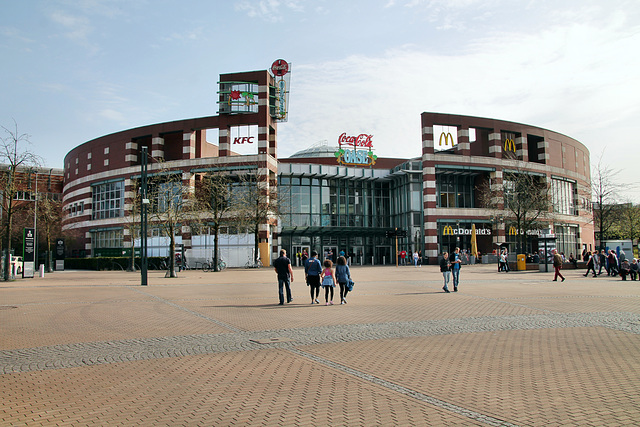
[443,225,454,235]
[508,226,518,236]
[504,138,516,152]
[439,132,455,147]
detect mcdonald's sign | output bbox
[509,226,518,236]
[443,225,454,235]
[504,138,516,153]
[439,132,455,147]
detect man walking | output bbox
[598,249,607,275]
[304,250,322,304]
[552,249,565,282]
[449,247,462,292]
[273,249,294,305]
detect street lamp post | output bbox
[140,147,149,286]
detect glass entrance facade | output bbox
[277,160,424,265]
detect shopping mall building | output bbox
[62,65,594,266]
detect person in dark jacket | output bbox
[440,251,451,293]
[273,249,294,305]
[335,256,352,304]
[583,251,597,277]
[629,259,639,281]
[304,250,322,304]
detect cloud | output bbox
[277,12,640,193]
[99,108,126,123]
[234,0,306,21]
[49,9,96,50]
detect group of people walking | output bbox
[273,249,353,306]
[583,249,638,280]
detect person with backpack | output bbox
[304,250,323,304]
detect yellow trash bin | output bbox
[517,254,526,271]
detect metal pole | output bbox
[34,172,37,276]
[141,147,148,286]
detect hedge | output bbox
[62,257,171,271]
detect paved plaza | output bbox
[1,264,639,426]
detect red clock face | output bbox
[271,59,289,76]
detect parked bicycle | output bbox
[202,258,226,272]
[244,257,263,269]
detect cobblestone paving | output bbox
[2,311,639,375]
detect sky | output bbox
[1,0,639,202]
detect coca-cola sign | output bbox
[338,133,373,148]
[335,133,377,167]
[271,59,289,77]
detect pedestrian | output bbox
[321,259,336,305]
[418,250,422,267]
[598,249,607,275]
[413,251,419,268]
[304,250,322,304]
[400,249,407,265]
[552,249,565,282]
[440,251,451,293]
[620,259,631,281]
[273,249,294,305]
[335,256,352,304]
[499,250,507,272]
[608,250,619,276]
[449,247,462,292]
[583,251,597,277]
[629,259,639,281]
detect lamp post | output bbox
[140,147,149,286]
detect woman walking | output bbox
[440,251,451,293]
[321,259,336,305]
[335,256,352,304]
[584,251,597,277]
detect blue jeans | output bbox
[278,277,292,304]
[442,271,450,290]
[452,268,460,288]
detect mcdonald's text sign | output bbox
[442,226,491,236]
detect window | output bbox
[92,180,124,220]
[437,175,474,208]
[92,229,123,248]
[551,178,575,215]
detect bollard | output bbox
[40,264,45,277]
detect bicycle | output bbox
[202,258,226,272]
[244,257,263,269]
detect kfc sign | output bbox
[335,133,377,167]
[233,136,254,144]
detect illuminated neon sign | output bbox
[271,59,291,123]
[334,133,377,167]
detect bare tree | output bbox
[122,179,141,272]
[234,172,283,265]
[479,169,551,254]
[37,194,62,272]
[591,156,621,250]
[0,121,41,280]
[194,173,235,272]
[146,166,198,277]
